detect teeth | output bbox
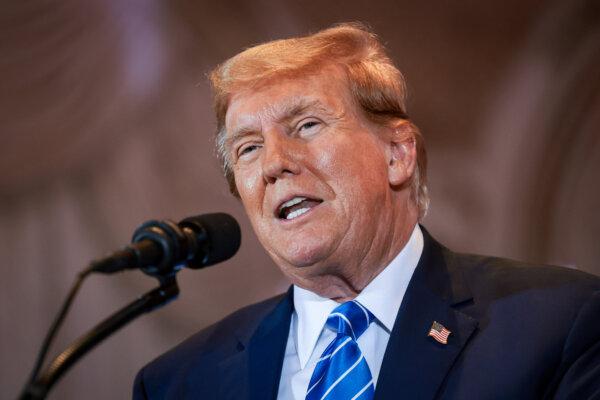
[279,196,306,212]
[286,207,310,220]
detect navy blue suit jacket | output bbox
[133,230,600,399]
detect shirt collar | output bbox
[292,224,424,369]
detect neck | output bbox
[292,209,418,302]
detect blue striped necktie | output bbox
[305,300,375,400]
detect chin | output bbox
[277,240,333,269]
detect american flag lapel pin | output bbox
[428,321,451,344]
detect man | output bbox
[133,24,600,399]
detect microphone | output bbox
[90,213,241,277]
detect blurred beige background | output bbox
[1,0,599,399]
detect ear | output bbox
[387,120,417,188]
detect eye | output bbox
[237,143,261,158]
[297,119,321,135]
[302,120,318,129]
[239,144,259,156]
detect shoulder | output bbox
[439,247,600,396]
[420,227,600,347]
[445,248,600,303]
[133,292,290,399]
[443,245,600,357]
[158,291,287,361]
[419,227,600,313]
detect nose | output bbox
[261,132,300,184]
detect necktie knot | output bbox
[326,300,374,340]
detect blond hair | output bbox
[209,22,429,218]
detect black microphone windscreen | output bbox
[180,213,241,268]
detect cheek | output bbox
[310,137,352,180]
[313,135,388,195]
[235,167,264,214]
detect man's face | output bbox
[224,67,407,286]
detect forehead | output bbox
[224,67,353,134]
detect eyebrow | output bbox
[273,98,332,124]
[226,98,338,148]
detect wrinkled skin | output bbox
[224,66,418,301]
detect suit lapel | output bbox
[375,228,479,400]
[217,288,294,400]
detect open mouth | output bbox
[277,196,323,220]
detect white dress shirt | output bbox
[277,224,424,399]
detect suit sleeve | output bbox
[552,290,600,399]
[132,367,149,400]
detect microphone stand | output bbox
[19,276,179,400]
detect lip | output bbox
[278,200,323,224]
[272,193,324,219]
